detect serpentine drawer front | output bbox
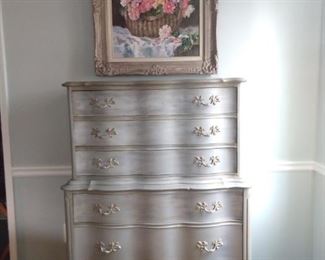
[62,79,249,260]
[71,224,243,260]
[74,147,237,177]
[73,118,237,147]
[71,87,237,117]
[73,189,243,225]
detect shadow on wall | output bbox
[313,172,325,260]
[9,86,72,167]
[17,236,67,260]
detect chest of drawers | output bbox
[62,79,249,260]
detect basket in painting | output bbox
[123,9,183,38]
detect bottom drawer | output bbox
[72,224,243,260]
[73,190,243,225]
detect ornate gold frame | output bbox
[92,0,218,76]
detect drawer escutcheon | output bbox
[97,241,121,255]
[193,125,220,137]
[89,97,116,111]
[196,239,224,253]
[92,158,119,170]
[91,128,118,139]
[196,201,223,214]
[192,95,221,106]
[193,156,220,168]
[95,203,120,216]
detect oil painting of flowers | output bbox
[92,0,217,75]
[112,0,201,58]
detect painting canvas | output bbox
[112,0,201,59]
[93,0,217,75]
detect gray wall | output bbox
[317,0,325,164]
[313,1,325,260]
[1,0,324,260]
[14,176,69,260]
[2,0,94,167]
[313,173,325,260]
[251,171,314,260]
[2,0,322,167]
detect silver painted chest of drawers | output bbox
[62,79,249,260]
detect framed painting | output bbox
[92,0,218,76]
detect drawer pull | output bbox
[95,203,120,216]
[196,201,223,214]
[89,97,115,111]
[91,128,118,139]
[97,241,121,254]
[196,239,224,253]
[193,156,220,167]
[93,158,119,170]
[192,95,221,106]
[193,126,220,137]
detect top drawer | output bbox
[71,88,237,117]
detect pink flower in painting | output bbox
[122,0,186,21]
[130,0,142,8]
[159,24,172,40]
[183,4,195,18]
[181,0,189,11]
[128,6,141,20]
[173,36,182,45]
[139,0,155,13]
[163,0,176,14]
[120,0,131,7]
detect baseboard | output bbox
[12,161,325,177]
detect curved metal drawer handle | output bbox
[95,203,120,216]
[193,156,220,168]
[193,126,220,137]
[89,97,116,111]
[196,239,224,253]
[97,241,121,254]
[196,201,223,214]
[91,128,118,139]
[192,95,221,106]
[92,158,119,170]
